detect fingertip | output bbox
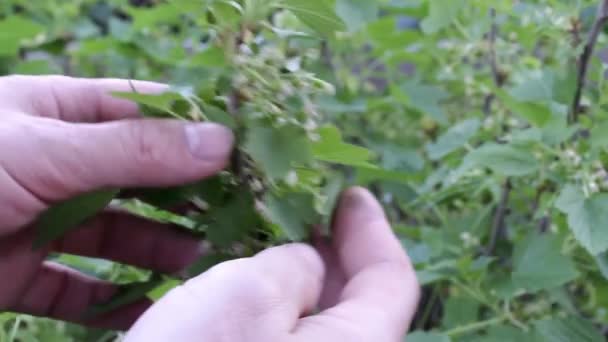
[337,187,386,222]
[184,122,235,162]
[255,243,326,281]
[332,187,409,279]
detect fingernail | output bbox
[185,123,234,161]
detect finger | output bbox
[124,244,325,341]
[295,188,420,341]
[0,75,166,122]
[10,261,151,331]
[1,117,234,208]
[54,211,205,274]
[313,233,346,310]
[333,187,413,278]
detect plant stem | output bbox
[571,0,608,123]
[485,179,512,255]
[488,8,502,88]
[484,8,504,116]
[444,316,507,337]
[415,287,440,330]
[8,317,20,342]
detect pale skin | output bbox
[0,75,420,341]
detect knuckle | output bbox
[122,121,167,168]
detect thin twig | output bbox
[444,316,507,337]
[571,0,608,123]
[484,8,505,116]
[484,9,511,256]
[488,8,503,88]
[485,179,512,255]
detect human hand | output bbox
[0,75,234,330]
[125,188,420,342]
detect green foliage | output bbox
[512,233,579,293]
[34,189,119,248]
[3,0,608,340]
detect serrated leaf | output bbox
[202,191,260,247]
[245,124,312,180]
[264,191,317,241]
[34,189,119,248]
[512,234,579,292]
[284,0,346,36]
[534,316,604,342]
[312,125,374,167]
[427,118,480,160]
[556,185,608,255]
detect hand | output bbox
[0,75,234,330]
[125,188,420,342]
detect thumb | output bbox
[1,116,233,205]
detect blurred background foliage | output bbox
[2,0,608,341]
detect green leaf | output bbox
[0,16,45,56]
[400,81,450,123]
[508,71,554,103]
[335,0,378,32]
[497,91,552,127]
[456,143,539,178]
[534,316,604,342]
[318,174,344,218]
[595,252,608,280]
[86,275,164,318]
[426,118,480,160]
[190,46,229,68]
[367,17,421,52]
[185,253,234,278]
[405,331,452,342]
[264,191,317,241]
[420,0,466,34]
[442,296,479,329]
[590,121,608,150]
[135,176,227,209]
[111,90,187,118]
[147,278,182,301]
[512,233,579,292]
[284,0,346,36]
[312,125,374,167]
[556,185,608,255]
[479,325,538,342]
[245,124,312,180]
[126,3,191,30]
[203,191,260,247]
[34,189,119,248]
